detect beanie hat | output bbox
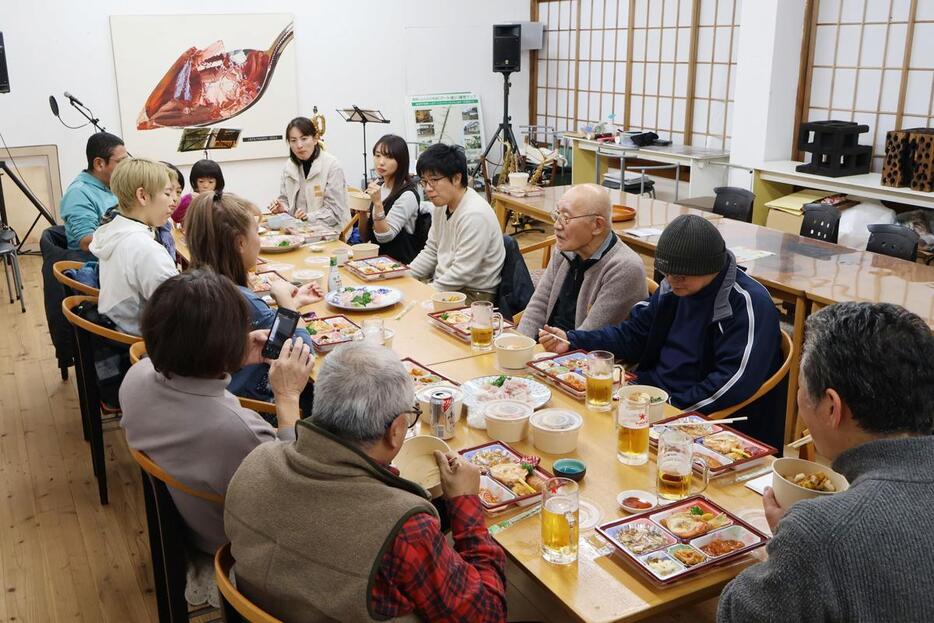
[654,215,726,276]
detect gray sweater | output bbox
[517,235,647,338]
[718,435,934,623]
[119,358,294,554]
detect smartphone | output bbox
[261,308,301,359]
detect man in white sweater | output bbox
[409,144,505,302]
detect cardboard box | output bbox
[765,189,834,234]
[766,208,805,234]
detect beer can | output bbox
[429,389,456,440]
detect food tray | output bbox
[345,255,410,281]
[401,358,460,389]
[426,306,515,342]
[649,413,777,477]
[459,441,553,512]
[526,350,590,399]
[596,495,768,586]
[247,270,290,294]
[303,315,361,353]
[283,222,339,242]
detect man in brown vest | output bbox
[224,342,507,622]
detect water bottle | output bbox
[327,255,342,292]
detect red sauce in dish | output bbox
[622,496,652,509]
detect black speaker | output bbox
[0,33,9,94]
[493,24,521,73]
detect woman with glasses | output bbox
[355,134,430,264]
[268,116,349,230]
[184,191,320,415]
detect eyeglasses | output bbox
[418,175,447,189]
[550,209,601,226]
[387,402,423,431]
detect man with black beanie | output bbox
[540,214,784,448]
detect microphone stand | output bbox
[66,97,107,133]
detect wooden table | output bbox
[426,354,770,623]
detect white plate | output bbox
[325,285,403,311]
[460,375,552,410]
[260,234,303,253]
[617,490,658,514]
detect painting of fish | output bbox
[136,22,294,130]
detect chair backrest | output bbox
[340,213,360,242]
[130,448,224,505]
[215,543,284,623]
[799,204,841,243]
[128,341,277,414]
[712,186,755,223]
[646,277,659,295]
[518,235,556,269]
[866,223,920,261]
[61,295,141,346]
[707,329,793,421]
[52,260,99,296]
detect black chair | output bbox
[61,295,140,505]
[130,448,221,623]
[497,235,534,322]
[799,203,841,243]
[866,223,920,261]
[712,187,755,223]
[0,228,24,313]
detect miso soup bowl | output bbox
[771,457,849,509]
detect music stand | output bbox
[0,162,57,252]
[178,128,241,159]
[337,107,390,188]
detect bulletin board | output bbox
[406,92,486,170]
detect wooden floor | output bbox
[0,253,717,623]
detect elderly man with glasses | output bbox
[517,184,647,338]
[408,143,505,303]
[224,342,507,623]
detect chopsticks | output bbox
[667,417,748,426]
[488,504,542,535]
[392,301,416,321]
[789,434,813,449]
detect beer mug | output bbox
[470,301,503,351]
[656,430,710,501]
[616,393,650,465]
[584,351,623,412]
[541,477,579,564]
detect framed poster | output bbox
[110,13,298,165]
[406,92,486,170]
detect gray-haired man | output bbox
[224,342,507,623]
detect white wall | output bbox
[0,0,530,212]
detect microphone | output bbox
[49,95,59,117]
[64,91,85,107]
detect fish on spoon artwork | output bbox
[137,22,294,130]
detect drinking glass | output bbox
[656,430,710,501]
[469,301,503,351]
[541,478,579,564]
[617,393,650,465]
[362,319,385,345]
[584,351,620,411]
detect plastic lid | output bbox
[530,408,583,432]
[482,399,533,421]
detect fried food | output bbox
[790,471,837,492]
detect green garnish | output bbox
[490,375,507,388]
[521,461,535,475]
[351,291,373,307]
[689,505,704,516]
[277,240,290,247]
[307,328,317,335]
[439,312,449,320]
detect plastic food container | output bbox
[771,457,849,508]
[431,291,467,312]
[617,385,669,422]
[530,408,583,454]
[347,190,371,213]
[494,334,536,370]
[482,399,533,443]
[351,243,379,259]
[393,435,451,498]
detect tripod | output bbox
[0,160,56,252]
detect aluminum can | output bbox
[429,389,456,440]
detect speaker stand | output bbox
[472,72,522,182]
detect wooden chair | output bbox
[129,341,277,415]
[130,448,222,623]
[340,213,361,242]
[52,260,99,296]
[215,543,283,623]
[646,277,659,295]
[61,295,142,505]
[518,235,556,270]
[796,428,816,462]
[707,329,794,421]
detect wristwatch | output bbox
[373,210,386,222]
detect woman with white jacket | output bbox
[268,116,349,230]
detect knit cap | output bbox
[654,214,726,276]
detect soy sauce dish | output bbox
[552,458,587,482]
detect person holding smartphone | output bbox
[184,191,321,414]
[119,269,316,609]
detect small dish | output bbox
[308,243,325,253]
[552,458,586,482]
[617,489,657,513]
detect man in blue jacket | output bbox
[540,214,784,448]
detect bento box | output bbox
[649,413,777,478]
[426,307,514,342]
[596,496,769,586]
[401,357,459,389]
[459,441,552,513]
[302,315,361,353]
[344,256,410,281]
[527,350,638,400]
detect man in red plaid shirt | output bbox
[225,343,507,622]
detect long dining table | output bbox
[492,187,934,443]
[175,224,775,623]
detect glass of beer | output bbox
[541,477,579,564]
[584,351,618,411]
[617,393,650,465]
[656,430,710,501]
[469,301,503,351]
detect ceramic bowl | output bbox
[552,458,587,482]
